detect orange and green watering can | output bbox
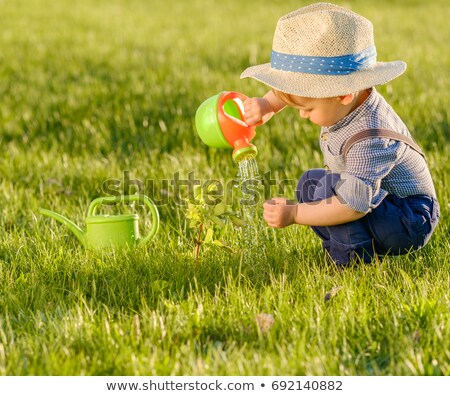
[195,91,258,162]
[39,194,159,250]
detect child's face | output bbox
[285,95,352,127]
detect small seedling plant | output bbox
[185,184,246,260]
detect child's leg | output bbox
[295,168,334,241]
[363,194,440,255]
[296,169,374,265]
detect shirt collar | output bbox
[327,88,377,132]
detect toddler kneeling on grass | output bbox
[240,3,440,265]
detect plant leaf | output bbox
[229,215,247,227]
[204,228,214,243]
[206,183,219,193]
[210,215,226,228]
[213,201,228,216]
[212,239,235,253]
[193,185,203,201]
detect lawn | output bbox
[0,0,449,375]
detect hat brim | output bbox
[240,61,406,98]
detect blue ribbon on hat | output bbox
[270,45,377,75]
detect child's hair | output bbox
[272,88,366,105]
[272,89,299,107]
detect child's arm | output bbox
[263,196,366,228]
[243,90,286,126]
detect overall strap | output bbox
[343,128,426,161]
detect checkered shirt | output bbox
[320,88,436,213]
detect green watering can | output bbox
[40,195,159,250]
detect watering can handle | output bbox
[218,91,251,127]
[220,91,249,104]
[88,195,160,244]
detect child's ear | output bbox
[339,93,356,105]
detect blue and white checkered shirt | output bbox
[320,88,436,213]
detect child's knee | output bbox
[297,169,341,202]
[296,168,328,202]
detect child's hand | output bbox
[243,97,274,126]
[263,198,298,228]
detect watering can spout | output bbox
[39,208,86,245]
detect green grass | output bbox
[0,0,449,375]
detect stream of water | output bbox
[236,158,263,261]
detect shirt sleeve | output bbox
[334,138,405,213]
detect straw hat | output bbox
[241,3,406,98]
